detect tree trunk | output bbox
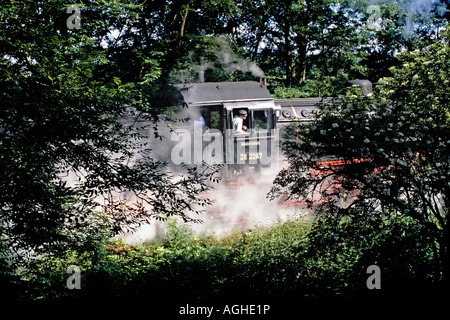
[252,31,263,62]
[296,36,307,84]
[175,4,189,54]
[162,3,189,79]
[284,22,293,87]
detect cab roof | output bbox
[174,81,273,105]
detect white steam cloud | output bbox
[185,35,265,81]
[122,172,306,243]
[402,0,446,37]
[215,36,265,78]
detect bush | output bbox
[303,206,436,299]
[17,215,437,304]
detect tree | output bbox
[129,0,239,80]
[237,0,369,91]
[0,1,216,266]
[270,26,449,283]
[356,0,444,82]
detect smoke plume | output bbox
[183,35,265,82]
[215,36,265,78]
[402,0,447,37]
[122,170,305,243]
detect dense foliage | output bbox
[0,1,218,267]
[1,0,449,307]
[16,217,438,305]
[271,27,449,283]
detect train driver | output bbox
[233,109,248,133]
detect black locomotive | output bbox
[165,79,372,182]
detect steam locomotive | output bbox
[168,79,372,182]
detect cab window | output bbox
[199,105,222,131]
[253,110,269,130]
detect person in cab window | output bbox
[233,110,248,133]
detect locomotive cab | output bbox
[173,81,281,181]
